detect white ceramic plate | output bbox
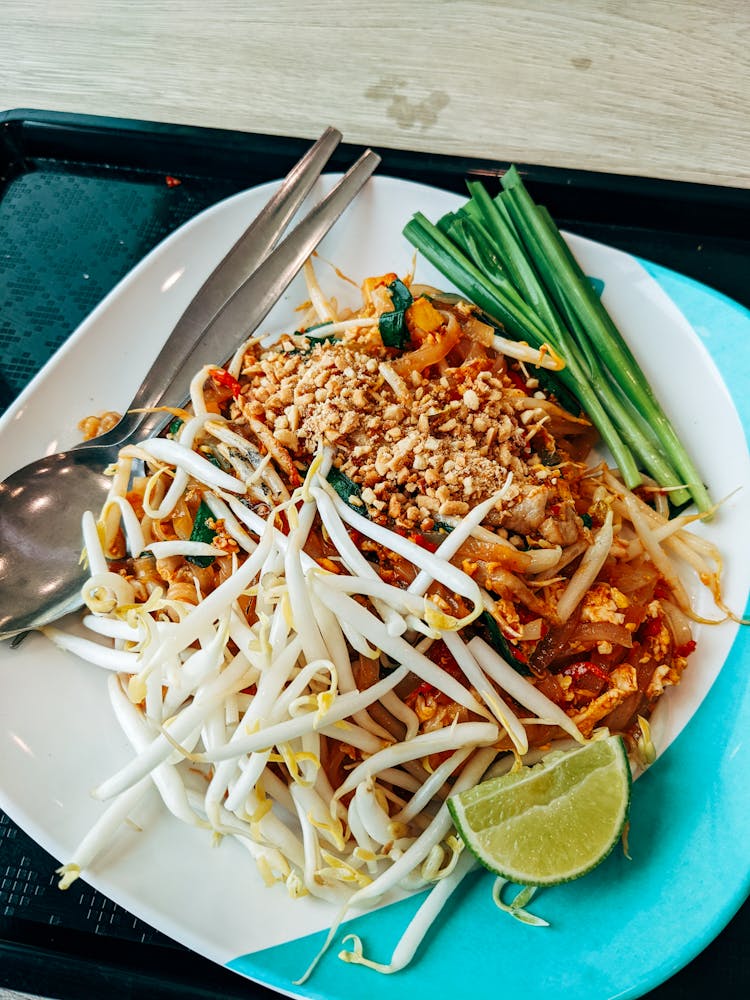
[1,175,748,1000]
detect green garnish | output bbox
[327,466,369,517]
[204,450,225,469]
[289,321,338,356]
[300,320,335,333]
[403,168,710,512]
[289,332,339,356]
[388,278,414,311]
[477,610,531,676]
[186,499,217,567]
[378,278,413,349]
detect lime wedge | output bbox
[447,736,631,886]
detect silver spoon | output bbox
[0,139,380,640]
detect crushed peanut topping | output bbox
[234,316,587,536]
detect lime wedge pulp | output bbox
[447,735,632,886]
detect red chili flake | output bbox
[654,580,671,600]
[506,369,528,392]
[549,503,562,517]
[641,616,663,639]
[675,640,697,657]
[408,532,438,553]
[165,175,182,187]
[412,681,432,701]
[374,272,398,289]
[276,509,291,536]
[209,367,243,399]
[562,660,611,683]
[507,643,528,663]
[516,605,539,625]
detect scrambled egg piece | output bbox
[572,664,638,736]
[580,582,629,625]
[642,600,672,662]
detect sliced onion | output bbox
[567,620,633,651]
[660,599,693,648]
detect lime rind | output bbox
[447,736,632,887]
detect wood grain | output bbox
[2,0,749,187]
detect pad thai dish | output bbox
[45,260,728,975]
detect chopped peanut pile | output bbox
[235,310,588,539]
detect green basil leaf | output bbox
[327,466,369,518]
[477,610,531,676]
[186,499,217,567]
[379,309,409,349]
[388,278,413,311]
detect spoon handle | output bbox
[88,126,343,448]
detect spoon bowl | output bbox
[0,444,118,638]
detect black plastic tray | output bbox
[1,109,748,999]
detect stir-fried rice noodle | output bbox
[51,266,734,976]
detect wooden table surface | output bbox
[2,0,749,188]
